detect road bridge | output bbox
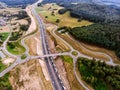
[30,52,70,59]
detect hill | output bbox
[0,2,7,9]
[0,0,38,6]
[43,0,120,5]
[68,3,120,24]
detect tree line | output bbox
[67,3,120,24]
[78,57,120,90]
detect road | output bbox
[30,52,69,59]
[52,26,91,90]
[1,24,18,58]
[51,24,120,90]
[0,1,119,90]
[31,4,66,90]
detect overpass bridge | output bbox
[30,52,70,60]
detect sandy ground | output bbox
[0,17,28,33]
[11,19,28,25]
[25,6,37,35]
[0,25,10,33]
[10,32,53,90]
[2,58,15,65]
[10,61,45,90]
[35,37,50,81]
[0,8,21,13]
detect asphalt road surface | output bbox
[31,5,66,90]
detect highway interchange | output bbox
[0,0,120,90]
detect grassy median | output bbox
[7,41,25,55]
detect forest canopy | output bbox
[60,24,120,58]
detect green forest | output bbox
[78,57,120,90]
[67,24,120,58]
[0,73,12,90]
[68,3,120,24]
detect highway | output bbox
[0,1,119,90]
[31,5,65,90]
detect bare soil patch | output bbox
[2,58,15,65]
[25,6,37,35]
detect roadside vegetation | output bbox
[61,55,73,64]
[78,57,120,90]
[7,41,25,55]
[9,31,23,41]
[61,55,85,90]
[9,23,30,41]
[20,24,29,31]
[0,33,9,41]
[0,73,12,90]
[0,60,11,89]
[21,54,27,59]
[72,51,78,56]
[0,61,7,72]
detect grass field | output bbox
[7,41,26,55]
[36,4,93,27]
[61,55,73,64]
[72,51,78,56]
[0,61,7,72]
[0,33,9,41]
[21,54,27,59]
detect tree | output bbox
[56,19,60,23]
[45,16,48,18]
[8,43,15,49]
[20,24,29,31]
[51,11,55,16]
[58,9,67,14]
[106,76,112,83]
